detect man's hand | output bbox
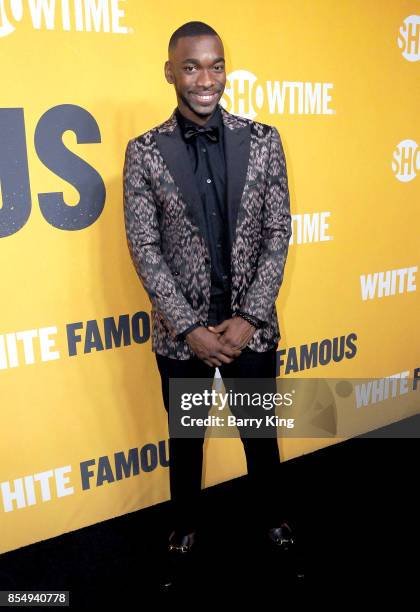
[208,317,257,352]
[185,326,242,367]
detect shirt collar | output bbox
[175,104,223,132]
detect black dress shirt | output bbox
[173,105,264,341]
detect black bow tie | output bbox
[183,125,219,143]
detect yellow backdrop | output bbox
[1,0,419,553]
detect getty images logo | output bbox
[392,140,420,183]
[221,69,334,120]
[397,14,420,62]
[0,0,129,37]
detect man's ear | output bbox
[164,60,174,84]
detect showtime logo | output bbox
[221,69,334,119]
[391,140,419,182]
[0,0,129,37]
[397,14,420,62]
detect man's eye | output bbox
[185,66,196,72]
[214,65,225,71]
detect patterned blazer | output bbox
[123,103,292,360]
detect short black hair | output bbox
[168,21,221,53]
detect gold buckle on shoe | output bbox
[275,536,295,547]
[168,543,190,554]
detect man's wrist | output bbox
[176,322,203,341]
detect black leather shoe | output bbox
[267,523,306,581]
[267,522,295,551]
[159,530,197,591]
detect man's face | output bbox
[165,34,226,123]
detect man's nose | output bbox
[196,69,214,88]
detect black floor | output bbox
[0,432,418,606]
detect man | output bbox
[123,21,293,579]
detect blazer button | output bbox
[173,271,179,276]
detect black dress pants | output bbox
[155,294,282,533]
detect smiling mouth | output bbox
[191,92,219,104]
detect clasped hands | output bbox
[185,317,257,367]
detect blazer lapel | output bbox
[154,120,210,252]
[154,104,251,253]
[221,107,251,248]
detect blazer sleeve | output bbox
[238,126,292,324]
[123,137,201,340]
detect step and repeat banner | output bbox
[1,0,419,553]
